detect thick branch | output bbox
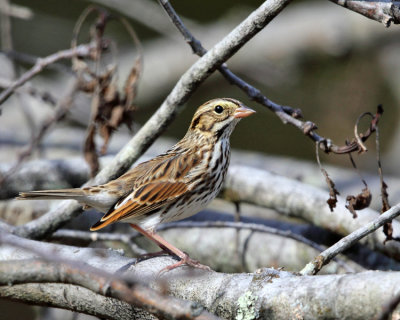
[0,232,219,320]
[1,237,400,319]
[0,260,218,320]
[0,283,153,320]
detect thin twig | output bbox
[329,0,400,27]
[300,202,400,275]
[0,80,79,186]
[0,77,57,105]
[0,0,12,50]
[52,229,147,256]
[0,43,96,106]
[0,0,38,152]
[157,220,325,252]
[315,142,340,211]
[159,0,383,155]
[1,49,73,74]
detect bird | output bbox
[18,98,255,271]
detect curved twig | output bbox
[354,111,374,153]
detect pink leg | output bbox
[130,224,212,272]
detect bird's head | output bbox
[188,98,255,140]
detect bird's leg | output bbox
[130,224,212,272]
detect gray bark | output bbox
[0,283,155,320]
[0,237,399,320]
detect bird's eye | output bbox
[214,105,224,114]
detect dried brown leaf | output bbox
[72,7,140,169]
[321,168,340,212]
[345,187,372,219]
[381,180,390,213]
[124,59,141,109]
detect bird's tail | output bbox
[17,188,85,200]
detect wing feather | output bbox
[90,181,188,231]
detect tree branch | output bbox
[52,229,147,256]
[300,202,400,275]
[0,80,79,186]
[0,259,219,320]
[329,0,400,27]
[0,43,96,107]
[0,283,154,320]
[1,235,400,319]
[0,232,219,320]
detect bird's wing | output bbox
[90,180,188,231]
[90,146,202,231]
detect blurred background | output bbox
[1,0,400,319]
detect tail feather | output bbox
[17,188,85,200]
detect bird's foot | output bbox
[159,253,212,274]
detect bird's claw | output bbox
[159,253,212,275]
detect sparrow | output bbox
[18,98,255,271]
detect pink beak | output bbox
[234,106,256,118]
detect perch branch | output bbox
[0,283,153,320]
[2,227,400,319]
[0,259,219,320]
[0,231,219,320]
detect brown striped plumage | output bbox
[18,98,255,271]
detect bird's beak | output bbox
[234,106,256,118]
